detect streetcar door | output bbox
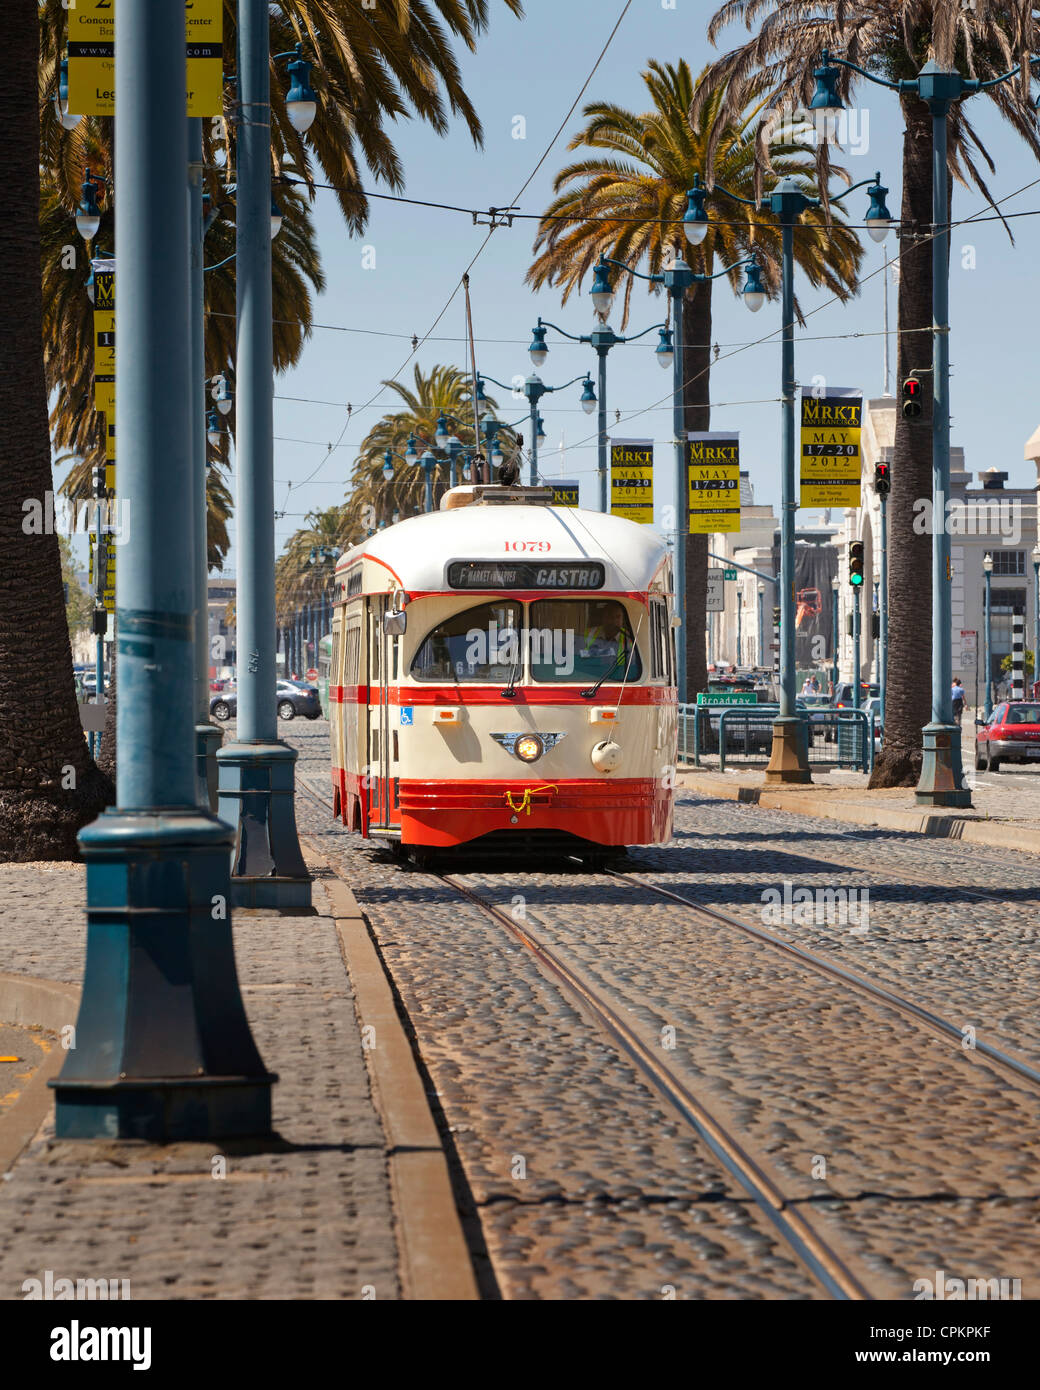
[366,597,383,828]
[379,594,392,821]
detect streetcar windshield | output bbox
[528,599,643,684]
[411,602,523,682]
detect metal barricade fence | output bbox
[678,703,874,773]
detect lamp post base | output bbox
[216,741,312,908]
[915,722,972,807]
[196,721,223,813]
[764,717,812,784]
[51,809,276,1142]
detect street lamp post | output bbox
[1032,542,1040,696]
[598,247,761,701]
[698,169,891,782]
[217,1,311,905]
[758,582,766,670]
[531,271,666,512]
[983,552,994,718]
[479,374,591,486]
[807,52,1040,803]
[190,119,222,812]
[831,576,840,695]
[853,584,862,711]
[52,0,274,1142]
[880,490,889,728]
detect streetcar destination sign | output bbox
[447,561,605,590]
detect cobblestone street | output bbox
[291,721,1040,1300]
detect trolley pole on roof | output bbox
[216,0,311,905]
[52,0,275,1142]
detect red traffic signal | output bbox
[874,461,891,496]
[902,376,923,420]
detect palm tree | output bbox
[343,365,517,531]
[694,1,1040,783]
[528,60,862,699]
[0,4,112,860]
[1,2,523,859]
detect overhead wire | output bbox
[273,0,636,521]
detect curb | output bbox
[677,773,1040,855]
[302,840,478,1302]
[0,974,79,1174]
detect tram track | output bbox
[296,775,1040,1299]
[603,866,1040,1098]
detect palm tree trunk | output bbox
[869,97,934,788]
[0,3,112,860]
[682,277,712,701]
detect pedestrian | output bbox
[951,677,966,724]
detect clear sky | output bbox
[86,1,1040,572]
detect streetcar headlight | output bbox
[515,735,543,763]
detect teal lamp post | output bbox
[531,263,667,512]
[983,552,994,718]
[597,244,762,701]
[1033,542,1040,697]
[700,169,891,778]
[478,373,591,484]
[52,0,274,1142]
[805,49,1040,802]
[216,0,314,904]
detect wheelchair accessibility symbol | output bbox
[400,707,414,726]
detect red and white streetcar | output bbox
[327,483,677,861]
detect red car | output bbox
[975,702,1040,772]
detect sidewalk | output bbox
[677,765,1040,854]
[0,854,472,1302]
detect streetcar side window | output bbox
[411,602,523,682]
[528,600,643,684]
[649,597,671,683]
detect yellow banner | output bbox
[799,390,862,508]
[186,0,224,118]
[105,418,116,491]
[69,1,224,117]
[549,481,579,508]
[68,2,115,117]
[93,269,116,418]
[687,433,741,534]
[610,440,654,524]
[89,533,116,613]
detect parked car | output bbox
[974,702,1040,772]
[833,681,879,709]
[210,680,320,723]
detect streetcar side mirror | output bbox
[384,610,407,636]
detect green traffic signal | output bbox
[848,540,865,586]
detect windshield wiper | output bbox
[501,647,522,698]
[580,650,625,700]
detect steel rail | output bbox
[607,868,1040,1095]
[439,870,871,1301]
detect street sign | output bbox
[69,1,224,118]
[723,569,737,581]
[706,571,725,612]
[960,629,977,654]
[306,667,319,682]
[697,691,758,705]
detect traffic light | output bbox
[772,606,781,627]
[871,612,880,638]
[902,376,923,420]
[848,540,865,587]
[874,461,891,497]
